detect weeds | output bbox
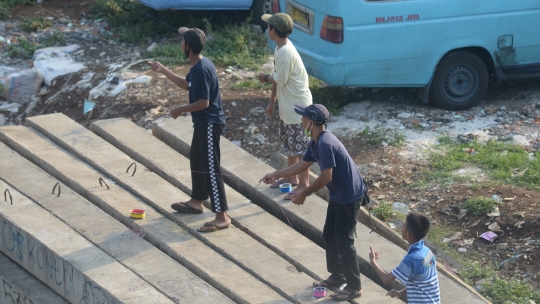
[20,17,53,32]
[42,32,65,47]
[7,39,39,59]
[0,0,25,21]
[229,79,271,90]
[462,196,497,215]
[360,125,405,146]
[147,44,187,67]
[459,263,540,304]
[372,203,393,221]
[423,137,540,190]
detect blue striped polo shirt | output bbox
[391,240,441,303]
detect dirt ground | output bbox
[4,0,540,291]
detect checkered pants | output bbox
[190,123,228,213]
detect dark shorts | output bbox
[279,119,310,157]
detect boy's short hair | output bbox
[406,211,431,241]
[269,24,292,38]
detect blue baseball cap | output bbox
[294,104,330,125]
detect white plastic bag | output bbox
[33,45,85,87]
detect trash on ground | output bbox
[33,45,86,87]
[0,67,43,104]
[457,248,467,253]
[488,222,500,232]
[457,209,468,219]
[487,207,501,217]
[83,100,96,114]
[479,231,498,242]
[392,202,409,214]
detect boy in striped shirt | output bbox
[369,211,441,303]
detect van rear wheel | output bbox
[430,51,488,110]
[252,0,272,30]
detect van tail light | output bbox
[320,16,343,43]
[272,0,281,13]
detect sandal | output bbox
[312,279,343,289]
[330,288,362,301]
[171,202,203,214]
[197,223,230,233]
[270,179,298,188]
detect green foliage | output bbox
[462,197,497,215]
[310,84,363,115]
[20,17,53,32]
[0,0,25,21]
[459,263,540,304]
[424,138,540,189]
[229,79,272,90]
[7,39,39,59]
[42,32,65,47]
[147,44,187,67]
[360,125,405,146]
[372,203,393,221]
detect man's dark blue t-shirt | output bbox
[303,131,365,204]
[186,57,226,128]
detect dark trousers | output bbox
[190,123,228,213]
[324,198,362,291]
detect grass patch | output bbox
[419,137,540,189]
[229,79,272,90]
[20,16,53,32]
[459,263,540,304]
[310,77,363,114]
[42,32,65,47]
[0,0,25,20]
[360,125,405,146]
[147,44,187,67]
[372,203,393,221]
[7,39,39,59]
[461,196,497,215]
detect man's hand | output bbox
[170,107,184,119]
[257,73,267,83]
[266,102,275,118]
[386,289,402,298]
[260,172,278,185]
[148,61,165,73]
[291,190,307,205]
[369,245,379,261]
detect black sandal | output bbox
[330,287,362,301]
[312,279,343,289]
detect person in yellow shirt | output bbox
[258,13,312,199]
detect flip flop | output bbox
[284,192,296,200]
[270,179,298,188]
[197,223,230,233]
[313,279,343,289]
[171,202,203,214]
[330,288,362,301]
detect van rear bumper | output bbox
[293,41,345,85]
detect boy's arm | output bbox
[369,246,397,285]
[149,61,189,90]
[170,99,209,119]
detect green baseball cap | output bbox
[262,13,294,32]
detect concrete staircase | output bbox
[0,113,488,303]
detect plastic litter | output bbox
[0,67,43,104]
[83,100,96,114]
[33,45,86,87]
[392,202,409,214]
[479,231,498,242]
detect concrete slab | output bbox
[24,113,359,304]
[0,181,173,304]
[0,125,286,304]
[151,117,488,304]
[0,251,69,304]
[90,117,398,304]
[0,143,232,304]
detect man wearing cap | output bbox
[257,13,312,199]
[260,104,366,301]
[149,27,231,233]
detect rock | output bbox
[225,69,233,74]
[58,17,70,24]
[397,112,412,119]
[249,106,266,117]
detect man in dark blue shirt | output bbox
[260,104,366,301]
[149,27,230,233]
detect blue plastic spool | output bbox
[279,183,292,193]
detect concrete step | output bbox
[0,180,173,304]
[23,113,356,304]
[0,251,69,304]
[0,125,286,304]
[0,142,232,304]
[90,117,396,304]
[151,117,488,304]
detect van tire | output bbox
[252,0,272,30]
[430,51,488,110]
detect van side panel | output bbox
[286,0,540,86]
[137,0,253,10]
